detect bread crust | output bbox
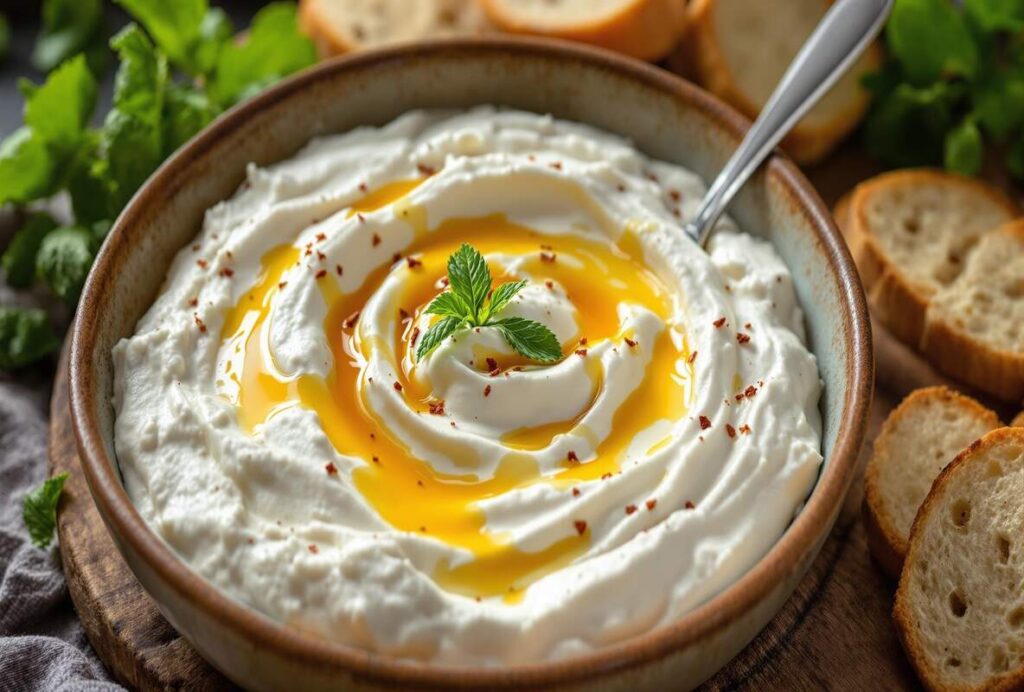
[920,221,1024,404]
[480,0,688,62]
[893,426,1024,692]
[687,0,881,165]
[1013,412,1024,427]
[862,386,1000,581]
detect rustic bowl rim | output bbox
[69,36,873,688]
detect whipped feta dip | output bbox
[112,108,823,665]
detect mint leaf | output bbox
[23,473,69,549]
[67,133,114,224]
[209,3,316,107]
[161,83,219,156]
[446,243,491,320]
[482,280,526,321]
[424,291,469,319]
[965,0,1024,32]
[864,82,959,168]
[32,0,107,74]
[887,0,978,84]
[0,307,59,371]
[971,69,1024,139]
[23,54,97,151]
[114,0,206,73]
[945,119,984,176]
[0,127,57,206]
[193,8,234,78]
[493,317,561,363]
[36,226,95,303]
[2,213,59,288]
[416,316,464,361]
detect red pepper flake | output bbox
[646,499,657,511]
[428,400,445,415]
[315,232,326,243]
[736,332,751,345]
[672,209,681,219]
[540,252,556,263]
[315,269,327,279]
[369,432,376,440]
[601,472,612,480]
[308,544,319,554]
[391,252,401,264]
[356,213,366,223]
[684,501,695,510]
[734,393,744,402]
[194,314,207,333]
[419,526,426,532]
[745,323,752,330]
[483,385,491,397]
[567,450,579,463]
[417,480,424,487]
[699,415,712,430]
[575,348,587,357]
[196,259,208,269]
[372,456,380,464]
[669,189,681,202]
[417,163,436,176]
[713,317,727,329]
[439,277,450,288]
[744,385,757,398]
[188,297,198,307]
[572,487,581,497]
[549,162,563,171]
[393,382,403,392]
[372,233,381,247]
[688,350,698,364]
[191,244,200,252]
[625,504,638,515]
[573,520,587,536]
[646,171,659,182]
[486,357,498,372]
[544,280,554,290]
[406,256,422,269]
[624,337,637,348]
[358,182,368,193]
[278,281,288,290]
[411,326,421,346]
[617,183,626,192]
[726,424,736,438]
[342,311,360,329]
[325,462,338,476]
[399,308,411,322]
[317,251,326,261]
[739,424,752,435]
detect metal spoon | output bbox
[685,0,894,247]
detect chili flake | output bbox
[713,317,727,328]
[624,337,637,348]
[572,487,581,497]
[393,382,403,392]
[325,462,338,476]
[575,348,587,357]
[358,183,368,192]
[549,161,563,171]
[574,520,587,536]
[219,267,234,278]
[726,424,736,438]
[699,415,712,430]
[736,332,751,345]
[744,385,757,398]
[739,424,752,435]
[567,450,579,463]
[406,256,423,269]
[188,298,198,308]
[540,252,556,263]
[625,504,638,515]
[196,259,208,269]
[278,281,288,290]
[315,232,326,242]
[486,357,498,372]
[483,385,491,397]
[194,314,207,333]
[411,326,421,346]
[308,544,318,554]
[685,501,695,510]
[417,163,436,176]
[315,269,327,279]
[688,350,698,364]
[646,499,657,511]
[372,233,381,247]
[428,400,445,415]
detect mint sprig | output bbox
[415,244,561,363]
[23,472,69,549]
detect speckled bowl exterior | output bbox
[70,38,872,691]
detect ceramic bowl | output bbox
[70,37,872,691]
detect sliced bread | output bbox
[1014,412,1024,428]
[686,0,881,165]
[893,426,1024,691]
[921,221,1024,404]
[298,0,492,57]
[863,387,1002,580]
[479,0,687,62]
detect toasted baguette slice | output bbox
[479,0,687,62]
[921,221,1024,404]
[686,0,881,165]
[845,170,1018,351]
[1014,412,1024,428]
[893,427,1024,692]
[863,387,1001,580]
[298,0,492,57]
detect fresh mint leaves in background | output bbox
[22,472,69,548]
[0,0,317,371]
[866,0,1024,177]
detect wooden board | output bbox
[51,141,1011,691]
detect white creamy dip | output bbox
[112,108,822,665]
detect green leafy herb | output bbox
[0,307,59,370]
[32,0,107,74]
[416,244,562,363]
[2,214,59,288]
[36,226,96,303]
[23,473,69,549]
[113,0,206,73]
[23,54,98,151]
[0,127,57,206]
[866,0,1024,178]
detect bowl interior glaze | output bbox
[70,38,871,690]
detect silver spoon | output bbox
[685,0,894,247]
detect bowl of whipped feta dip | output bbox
[71,39,872,691]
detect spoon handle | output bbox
[685,0,893,247]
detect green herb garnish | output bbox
[0,307,59,370]
[865,0,1024,177]
[23,473,69,549]
[416,244,562,363]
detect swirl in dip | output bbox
[112,109,822,664]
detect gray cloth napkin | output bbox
[0,335,122,689]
